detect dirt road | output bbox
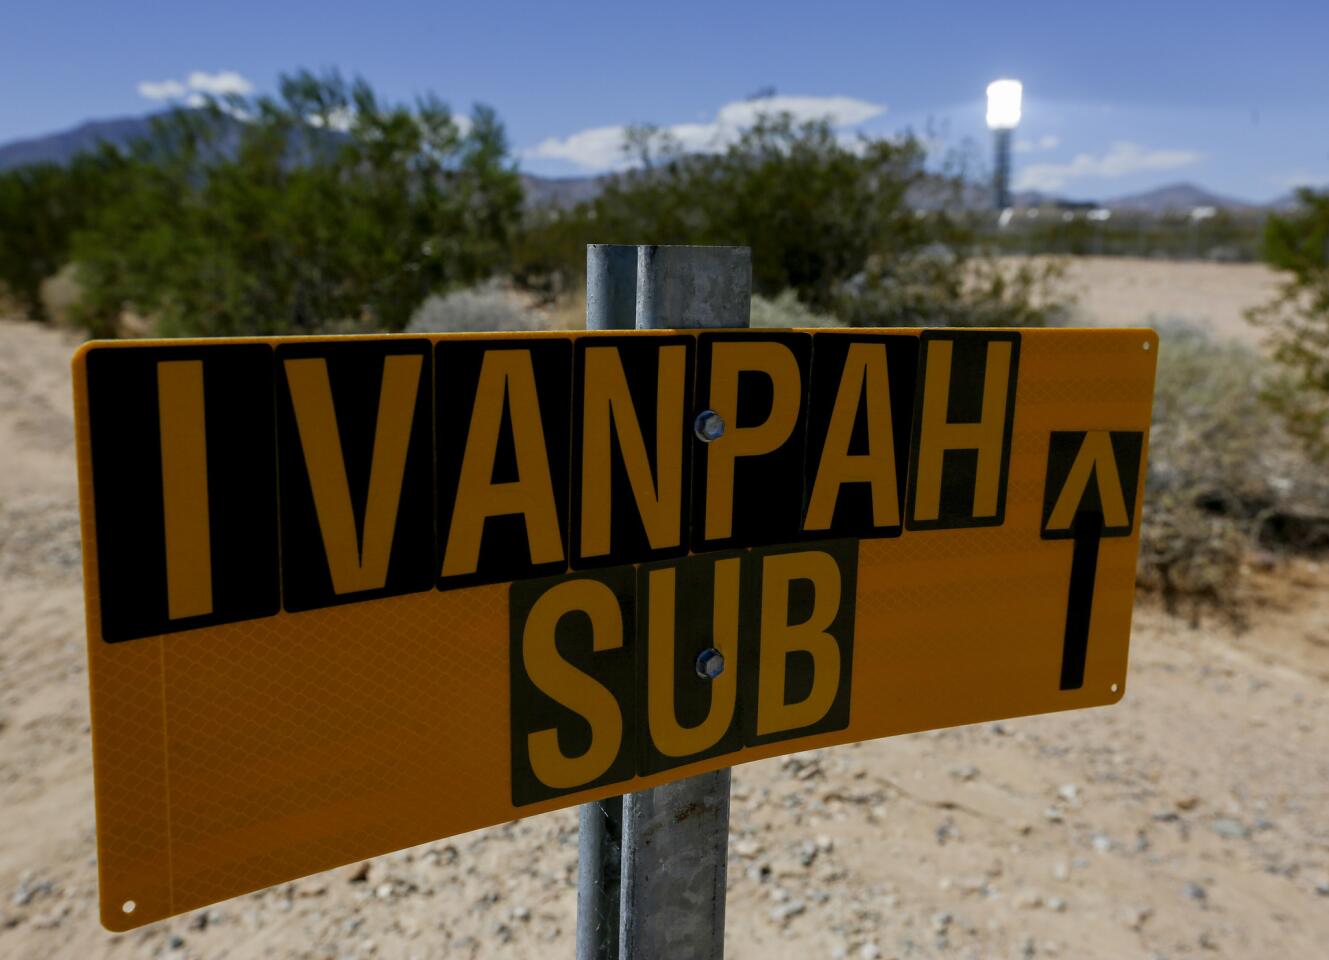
[0,293,1325,958]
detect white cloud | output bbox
[530,125,635,170]
[137,70,254,104]
[138,79,187,101]
[528,94,886,171]
[186,70,254,97]
[1015,141,1201,192]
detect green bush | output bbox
[0,148,126,321]
[69,70,522,336]
[834,242,1070,327]
[1248,188,1329,462]
[515,115,1065,327]
[750,289,838,328]
[1139,319,1328,618]
[406,278,553,332]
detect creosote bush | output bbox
[66,70,522,337]
[515,114,1066,328]
[1248,187,1329,463]
[1139,319,1328,620]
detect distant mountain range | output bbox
[0,111,1289,214]
[0,113,159,169]
[1096,182,1258,214]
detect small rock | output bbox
[1211,819,1248,839]
[1047,896,1067,912]
[345,862,372,884]
[30,908,68,930]
[1043,807,1064,824]
[1057,784,1080,803]
[10,874,54,908]
[1315,882,1329,897]
[1185,882,1207,902]
[1014,890,1043,909]
[859,943,882,960]
[930,911,952,931]
[1176,796,1201,811]
[956,876,989,896]
[734,839,763,858]
[374,882,394,900]
[1120,905,1153,931]
[770,900,806,923]
[950,765,980,782]
[1091,834,1112,853]
[773,858,808,877]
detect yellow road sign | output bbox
[73,327,1157,930]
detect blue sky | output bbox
[3,0,1327,201]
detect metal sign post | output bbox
[577,244,750,960]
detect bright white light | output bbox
[986,79,1023,130]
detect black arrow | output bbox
[1059,512,1103,691]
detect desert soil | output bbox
[1058,257,1282,346]
[1,259,1326,960]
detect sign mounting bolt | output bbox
[694,410,725,443]
[695,647,725,679]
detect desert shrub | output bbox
[69,70,522,337]
[1136,489,1247,624]
[1248,187,1329,462]
[0,148,126,321]
[514,115,1068,328]
[38,263,82,328]
[834,246,1070,327]
[750,289,838,328]
[407,278,552,332]
[1139,319,1328,617]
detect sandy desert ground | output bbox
[0,258,1325,959]
[1059,258,1283,346]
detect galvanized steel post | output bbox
[576,243,750,960]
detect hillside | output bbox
[1101,182,1257,214]
[0,114,160,169]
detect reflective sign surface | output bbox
[73,327,1157,930]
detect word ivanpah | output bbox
[82,329,1018,644]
